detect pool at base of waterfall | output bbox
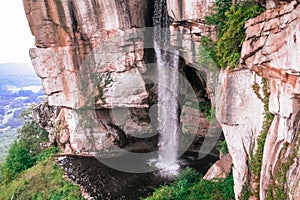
[57,152,217,200]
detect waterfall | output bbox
[153,0,180,171]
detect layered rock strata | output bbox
[24,0,214,154]
[215,1,300,199]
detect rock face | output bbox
[24,0,213,154]
[24,0,154,153]
[215,69,265,198]
[203,153,232,180]
[215,1,300,199]
[24,0,300,199]
[167,0,214,20]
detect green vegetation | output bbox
[0,157,84,200]
[241,78,274,199]
[144,167,234,200]
[0,104,84,199]
[0,129,17,162]
[266,131,300,200]
[0,106,49,184]
[187,101,215,121]
[199,0,264,69]
[217,140,229,154]
[250,79,274,177]
[96,72,113,104]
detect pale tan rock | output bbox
[55,108,113,154]
[215,69,265,199]
[180,102,210,137]
[167,0,215,21]
[238,2,300,199]
[203,154,232,180]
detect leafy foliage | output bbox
[0,105,49,184]
[187,101,215,121]
[35,147,60,163]
[205,0,232,33]
[1,141,34,184]
[17,105,49,159]
[216,2,264,69]
[199,0,264,69]
[0,158,84,200]
[144,167,234,200]
[217,140,229,154]
[0,103,83,199]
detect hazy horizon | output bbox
[0,1,35,65]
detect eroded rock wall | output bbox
[24,0,152,153]
[24,0,214,154]
[167,0,214,20]
[216,1,300,199]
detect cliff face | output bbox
[24,0,300,199]
[216,1,300,199]
[242,2,300,199]
[24,0,153,153]
[24,0,213,154]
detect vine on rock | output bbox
[241,78,274,199]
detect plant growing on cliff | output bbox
[241,78,274,199]
[96,72,113,104]
[199,0,264,69]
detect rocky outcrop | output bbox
[241,2,300,200]
[24,0,154,153]
[203,153,232,180]
[215,1,300,199]
[32,100,61,145]
[24,0,214,154]
[167,0,214,21]
[215,69,265,198]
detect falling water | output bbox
[153,0,180,171]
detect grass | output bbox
[0,157,84,200]
[144,167,234,200]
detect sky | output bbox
[0,1,35,64]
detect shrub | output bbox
[36,147,60,163]
[0,104,50,184]
[17,106,49,159]
[144,167,234,200]
[1,141,34,184]
[217,140,229,154]
[199,0,264,69]
[216,2,265,69]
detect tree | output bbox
[1,141,34,184]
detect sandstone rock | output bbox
[237,2,300,199]
[215,69,265,199]
[32,100,61,144]
[167,0,215,21]
[180,102,210,137]
[55,108,120,154]
[23,0,148,48]
[203,154,232,180]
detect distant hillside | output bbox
[0,63,36,75]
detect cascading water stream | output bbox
[153,0,180,172]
